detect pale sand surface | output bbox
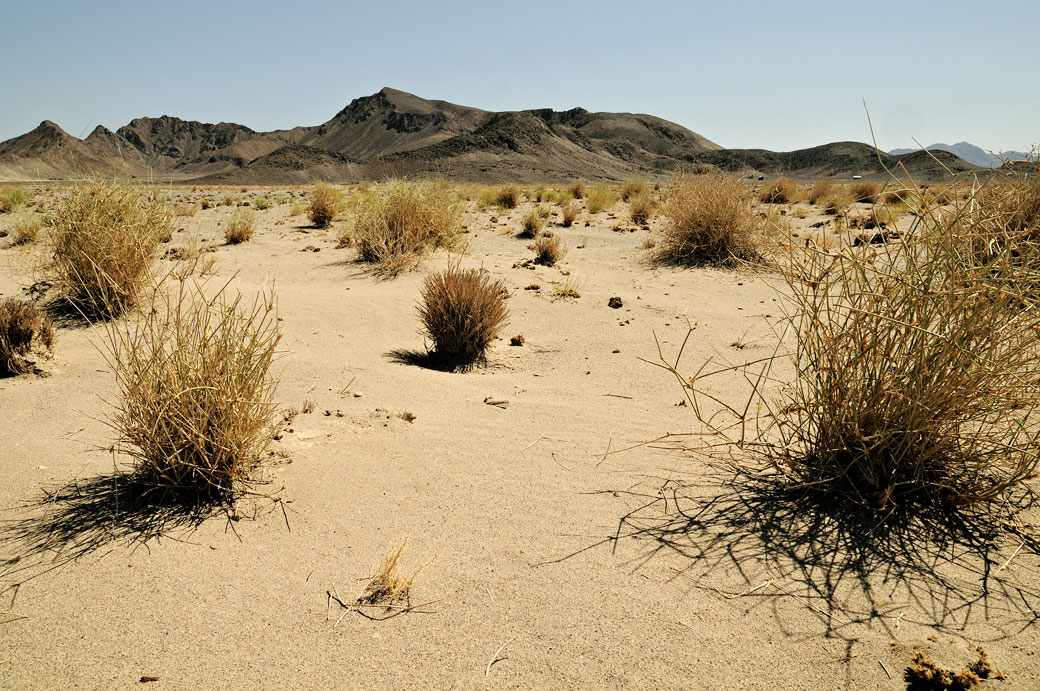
[1,189,1038,689]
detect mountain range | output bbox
[0,87,982,183]
[888,142,1034,169]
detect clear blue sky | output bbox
[2,0,1037,153]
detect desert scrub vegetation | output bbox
[494,185,521,209]
[351,179,462,276]
[807,179,837,205]
[105,280,281,501]
[11,216,42,245]
[418,262,508,370]
[654,175,764,265]
[629,192,655,225]
[561,201,580,227]
[586,183,618,214]
[308,182,344,228]
[519,210,545,238]
[0,186,29,213]
[758,177,799,204]
[663,175,1040,511]
[569,180,587,200]
[849,179,881,203]
[533,234,564,266]
[225,209,256,244]
[47,180,172,319]
[621,179,648,202]
[0,298,55,376]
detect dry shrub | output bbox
[361,537,432,605]
[759,177,799,204]
[48,180,172,319]
[351,179,462,276]
[665,177,1040,510]
[418,262,508,370]
[0,298,55,376]
[533,234,564,266]
[494,185,521,209]
[224,209,256,244]
[519,210,544,238]
[808,179,836,205]
[561,201,580,227]
[308,182,344,228]
[655,175,763,265]
[173,201,197,217]
[11,216,42,245]
[586,182,617,214]
[850,180,881,203]
[106,280,280,501]
[0,186,28,213]
[621,179,648,202]
[629,192,655,225]
[570,180,587,199]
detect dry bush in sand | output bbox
[629,192,655,225]
[621,179,648,202]
[360,537,433,605]
[105,280,280,501]
[561,201,580,227]
[654,175,763,265]
[224,209,256,244]
[850,180,881,203]
[808,179,838,205]
[570,180,587,200]
[418,262,508,370]
[11,216,42,245]
[0,186,28,213]
[533,234,564,266]
[586,183,618,214]
[494,185,521,209]
[47,180,172,319]
[660,176,1040,511]
[519,210,544,238]
[308,182,344,228]
[0,298,55,376]
[351,179,462,276]
[758,177,799,204]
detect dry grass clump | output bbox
[586,182,618,214]
[561,200,580,227]
[621,179,648,202]
[11,216,42,245]
[807,179,836,205]
[654,175,763,265]
[105,280,280,501]
[494,185,521,209]
[629,193,655,225]
[570,180,587,199]
[759,177,799,204]
[361,537,432,605]
[533,234,564,266]
[307,182,344,228]
[519,210,545,238]
[48,180,172,319]
[351,179,462,276]
[0,186,28,213]
[418,262,508,370]
[850,180,881,203]
[224,209,256,244]
[667,177,1040,510]
[0,298,55,376]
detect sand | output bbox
[1,188,1037,689]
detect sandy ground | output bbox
[1,188,1038,689]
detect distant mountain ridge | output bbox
[888,142,1034,169]
[0,87,982,183]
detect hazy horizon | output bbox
[2,0,1037,154]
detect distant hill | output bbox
[888,142,1034,169]
[0,88,983,183]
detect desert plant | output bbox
[533,234,564,266]
[351,179,462,276]
[224,209,256,244]
[621,179,648,202]
[494,185,521,209]
[850,180,881,203]
[105,280,280,500]
[629,192,655,225]
[308,182,344,228]
[48,180,172,319]
[0,298,55,376]
[561,201,580,227]
[253,197,269,211]
[519,210,544,238]
[570,180,587,200]
[0,187,28,213]
[417,262,508,369]
[586,183,618,214]
[655,175,763,265]
[663,178,1040,511]
[759,177,799,204]
[359,537,432,605]
[11,216,42,245]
